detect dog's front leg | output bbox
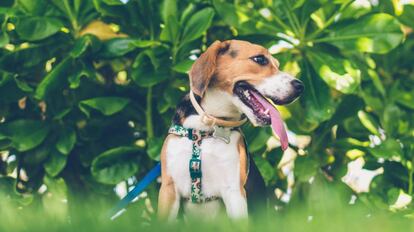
[158,178,180,221]
[157,135,180,221]
[222,189,248,219]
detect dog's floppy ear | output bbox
[189,40,230,97]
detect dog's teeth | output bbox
[243,90,251,99]
[264,109,269,115]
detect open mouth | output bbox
[234,81,289,150]
[234,82,272,125]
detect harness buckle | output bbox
[189,159,202,178]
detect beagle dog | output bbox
[158,40,303,221]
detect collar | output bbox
[189,91,247,128]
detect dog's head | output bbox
[189,40,304,127]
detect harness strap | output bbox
[169,125,215,203]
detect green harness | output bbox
[168,124,222,203]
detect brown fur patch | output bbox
[158,135,178,220]
[211,40,280,94]
[238,136,248,198]
[189,40,231,97]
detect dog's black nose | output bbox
[291,79,304,94]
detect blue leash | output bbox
[109,163,161,220]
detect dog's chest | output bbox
[166,131,242,198]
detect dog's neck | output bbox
[181,89,243,130]
[201,88,242,120]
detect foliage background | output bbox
[0,0,414,227]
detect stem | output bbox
[146,87,154,138]
[408,169,413,195]
[408,157,414,195]
[307,0,354,41]
[282,0,302,38]
[269,9,291,32]
[284,9,300,36]
[63,0,79,37]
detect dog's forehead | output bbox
[228,40,269,56]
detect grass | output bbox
[1,195,414,232]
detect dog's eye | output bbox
[250,55,269,66]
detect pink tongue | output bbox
[251,92,288,151]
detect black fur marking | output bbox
[229,50,238,58]
[218,43,231,55]
[172,94,201,125]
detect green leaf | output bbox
[387,188,400,205]
[248,128,271,153]
[172,59,194,74]
[14,77,33,92]
[295,156,319,182]
[91,146,141,184]
[161,0,177,22]
[35,57,74,100]
[325,13,403,54]
[56,127,76,155]
[15,16,63,41]
[367,69,386,96]
[132,49,160,69]
[0,30,9,47]
[68,68,93,89]
[382,104,400,136]
[79,97,130,117]
[213,0,239,27]
[131,50,168,87]
[395,91,414,109]
[130,40,161,48]
[253,155,275,185]
[44,149,67,177]
[163,88,182,106]
[181,7,215,44]
[0,120,50,152]
[300,60,337,124]
[160,15,180,43]
[17,0,48,14]
[307,50,361,94]
[70,34,101,58]
[399,5,414,28]
[147,137,163,161]
[23,141,50,165]
[98,38,139,58]
[357,111,380,136]
[369,139,403,160]
[101,0,124,5]
[157,97,170,113]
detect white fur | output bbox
[166,89,248,220]
[255,72,296,100]
[201,88,242,120]
[165,130,247,220]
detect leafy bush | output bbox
[0,0,413,220]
